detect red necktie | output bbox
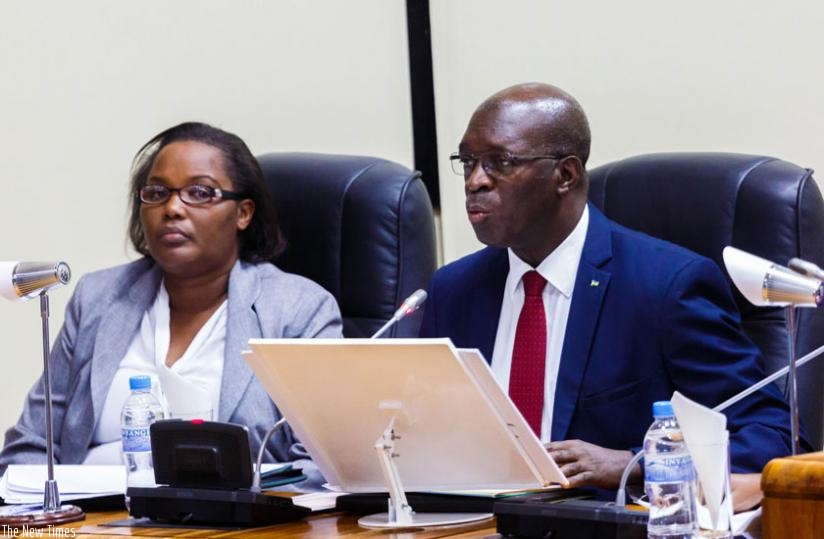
[509,270,547,437]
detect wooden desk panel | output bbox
[761,451,824,539]
[66,511,499,539]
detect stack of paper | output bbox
[0,464,336,513]
[0,465,125,504]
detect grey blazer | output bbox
[0,257,342,479]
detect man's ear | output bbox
[556,156,585,195]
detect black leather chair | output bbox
[589,152,824,449]
[257,152,437,338]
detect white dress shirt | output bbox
[490,205,589,443]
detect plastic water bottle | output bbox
[121,375,164,492]
[644,400,697,539]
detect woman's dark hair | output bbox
[128,122,285,263]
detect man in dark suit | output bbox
[419,82,795,496]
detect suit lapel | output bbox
[86,265,161,448]
[219,261,261,421]
[470,248,508,363]
[551,206,613,441]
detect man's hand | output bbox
[545,439,641,489]
[731,473,763,512]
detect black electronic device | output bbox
[336,488,595,515]
[127,486,309,527]
[494,495,648,539]
[126,419,310,527]
[150,419,253,490]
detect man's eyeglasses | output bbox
[449,152,567,179]
[139,184,245,206]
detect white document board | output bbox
[244,338,566,493]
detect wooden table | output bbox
[48,511,500,539]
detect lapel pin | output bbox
[590,279,600,287]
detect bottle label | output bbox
[645,454,695,482]
[121,426,152,453]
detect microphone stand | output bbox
[251,418,287,493]
[40,292,59,512]
[713,341,824,412]
[785,306,801,455]
[0,292,84,526]
[372,316,401,339]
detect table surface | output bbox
[41,510,501,539]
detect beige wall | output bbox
[431,0,824,262]
[0,1,412,433]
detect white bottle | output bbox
[121,375,164,491]
[644,400,697,539]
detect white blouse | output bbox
[83,282,226,464]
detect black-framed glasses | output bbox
[139,184,245,206]
[449,151,567,178]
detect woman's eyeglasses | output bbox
[139,184,244,206]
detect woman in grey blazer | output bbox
[0,123,342,487]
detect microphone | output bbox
[0,259,82,526]
[371,289,428,339]
[788,257,824,280]
[723,247,823,307]
[723,246,823,454]
[0,261,72,301]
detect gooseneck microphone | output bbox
[371,289,428,338]
[0,261,71,300]
[252,417,288,493]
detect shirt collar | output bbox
[507,204,589,299]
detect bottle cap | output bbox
[129,375,152,391]
[652,400,674,418]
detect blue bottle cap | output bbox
[652,400,674,418]
[129,375,152,391]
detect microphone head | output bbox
[0,261,71,301]
[0,262,20,301]
[372,289,430,338]
[400,289,428,316]
[403,289,428,311]
[723,247,821,307]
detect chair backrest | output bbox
[257,152,437,338]
[589,152,824,448]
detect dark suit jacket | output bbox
[420,205,796,473]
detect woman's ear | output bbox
[237,199,255,231]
